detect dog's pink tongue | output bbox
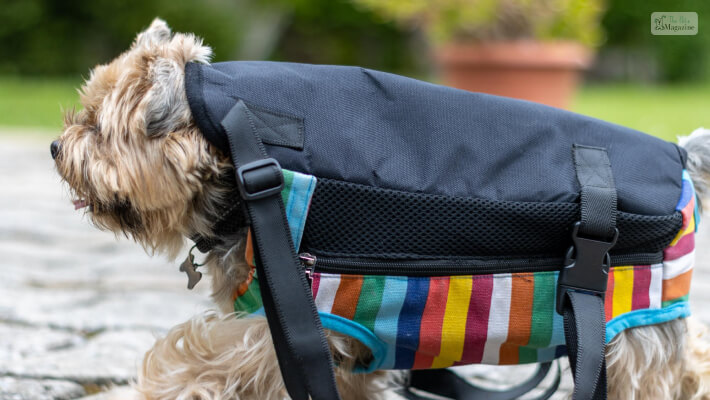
[73,199,88,210]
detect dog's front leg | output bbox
[135,312,287,399]
[133,312,390,400]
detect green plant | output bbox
[602,0,710,82]
[0,0,247,76]
[351,0,605,46]
[263,0,422,77]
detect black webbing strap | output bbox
[221,100,342,400]
[563,291,607,400]
[556,145,618,400]
[403,361,560,400]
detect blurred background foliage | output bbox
[0,0,420,77]
[600,0,710,82]
[3,0,708,81]
[0,0,707,140]
[350,0,605,46]
[0,0,247,75]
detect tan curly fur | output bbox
[137,313,393,400]
[53,18,710,400]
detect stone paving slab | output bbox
[0,377,85,400]
[0,325,84,363]
[0,287,210,332]
[0,136,213,398]
[2,136,709,399]
[77,387,135,400]
[1,329,156,385]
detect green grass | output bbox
[0,76,708,142]
[572,82,710,142]
[0,76,81,137]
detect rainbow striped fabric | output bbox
[234,169,317,316]
[236,169,696,372]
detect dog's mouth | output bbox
[70,194,144,234]
[73,199,90,210]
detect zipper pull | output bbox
[299,252,317,280]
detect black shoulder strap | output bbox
[221,100,342,400]
[556,144,618,400]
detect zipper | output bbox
[298,252,664,277]
[610,252,662,266]
[300,252,317,279]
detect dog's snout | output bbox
[50,140,61,159]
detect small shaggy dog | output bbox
[53,19,710,400]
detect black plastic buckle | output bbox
[556,222,619,314]
[236,158,284,200]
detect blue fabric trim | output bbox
[319,312,388,373]
[606,302,691,343]
[237,307,266,317]
[284,171,316,248]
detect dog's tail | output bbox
[679,128,710,211]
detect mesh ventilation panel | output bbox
[301,178,683,259]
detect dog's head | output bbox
[53,19,227,256]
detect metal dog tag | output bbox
[179,253,202,290]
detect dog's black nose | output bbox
[50,140,61,159]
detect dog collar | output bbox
[190,171,248,253]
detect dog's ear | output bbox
[136,19,212,136]
[144,58,186,137]
[168,33,212,65]
[134,18,172,48]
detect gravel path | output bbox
[2,135,709,399]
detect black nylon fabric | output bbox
[185,61,684,216]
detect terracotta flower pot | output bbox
[435,41,593,109]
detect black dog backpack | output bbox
[184,61,697,400]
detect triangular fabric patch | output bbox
[245,104,304,150]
